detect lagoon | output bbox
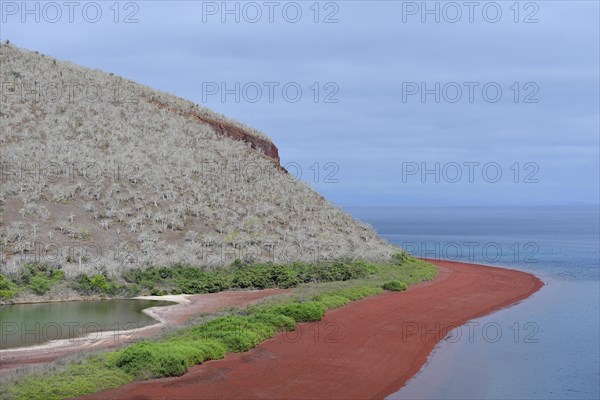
[0,299,174,350]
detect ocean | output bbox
[346,206,600,400]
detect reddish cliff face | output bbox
[146,96,280,164]
[192,114,280,163]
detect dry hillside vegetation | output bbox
[0,43,396,278]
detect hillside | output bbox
[0,43,396,278]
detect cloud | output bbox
[2,0,598,206]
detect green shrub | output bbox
[267,302,326,322]
[329,261,363,281]
[185,339,228,361]
[175,268,229,294]
[122,260,379,297]
[0,273,18,299]
[115,342,186,379]
[249,312,296,331]
[113,338,228,380]
[124,266,174,289]
[230,265,272,289]
[187,316,277,352]
[73,273,116,295]
[124,283,141,297]
[0,273,13,290]
[51,269,65,280]
[150,288,167,296]
[9,355,132,400]
[114,342,154,376]
[315,294,350,309]
[382,281,408,291]
[194,316,277,340]
[293,261,370,283]
[17,264,36,285]
[13,264,66,296]
[157,267,174,279]
[391,251,411,264]
[90,274,110,292]
[335,286,383,301]
[268,264,300,288]
[28,276,51,295]
[212,330,262,352]
[0,289,17,299]
[294,263,332,283]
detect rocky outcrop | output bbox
[146,95,280,164]
[193,114,280,164]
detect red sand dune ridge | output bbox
[79,259,544,400]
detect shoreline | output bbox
[79,259,543,400]
[0,295,188,355]
[0,289,290,375]
[0,294,190,307]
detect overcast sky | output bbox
[1,0,598,206]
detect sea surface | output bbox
[346,206,600,400]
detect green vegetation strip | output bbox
[1,254,436,400]
[1,258,388,301]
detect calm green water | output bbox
[0,299,174,350]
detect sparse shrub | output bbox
[382,281,407,291]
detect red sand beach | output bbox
[79,260,544,400]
